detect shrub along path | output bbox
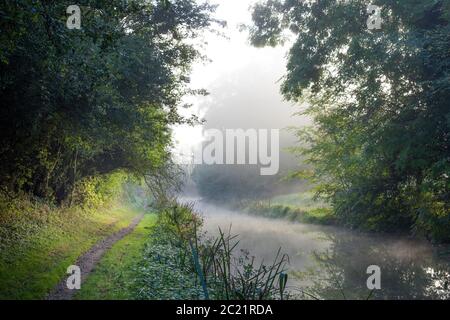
[47,213,144,300]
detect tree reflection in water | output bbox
[295,231,450,300]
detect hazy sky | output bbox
[173,0,308,164]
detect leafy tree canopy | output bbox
[250,0,450,240]
[0,0,218,202]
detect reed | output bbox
[158,201,290,300]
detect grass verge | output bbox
[0,196,142,300]
[76,213,157,300]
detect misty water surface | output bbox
[182,198,450,300]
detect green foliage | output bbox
[0,195,142,299]
[72,171,129,208]
[76,213,157,300]
[271,191,327,209]
[250,0,450,241]
[134,204,208,299]
[246,198,335,225]
[135,242,205,299]
[0,0,216,202]
[135,202,291,300]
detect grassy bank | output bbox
[78,203,291,300]
[132,203,290,300]
[0,196,143,299]
[245,192,336,225]
[77,207,206,300]
[76,213,157,300]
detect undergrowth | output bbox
[134,202,291,300]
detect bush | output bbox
[71,171,132,208]
[135,242,204,300]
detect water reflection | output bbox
[185,199,450,300]
[299,231,450,300]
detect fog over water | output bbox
[175,0,450,300]
[181,197,450,300]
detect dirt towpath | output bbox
[47,213,144,300]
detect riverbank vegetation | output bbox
[1,0,449,301]
[0,0,294,300]
[134,202,290,300]
[245,192,336,225]
[250,0,450,242]
[0,176,146,299]
[74,201,292,300]
[0,0,220,299]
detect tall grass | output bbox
[154,202,290,300]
